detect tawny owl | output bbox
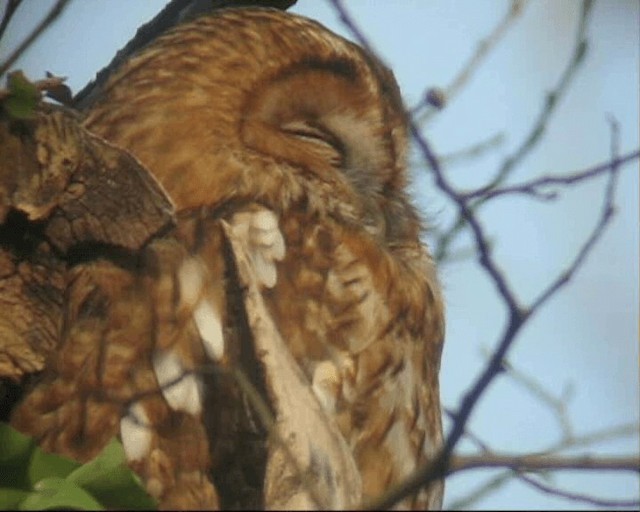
[6,7,445,510]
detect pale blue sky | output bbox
[2,1,638,509]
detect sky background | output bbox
[2,0,638,509]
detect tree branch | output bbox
[0,0,70,77]
[435,131,505,168]
[528,114,621,313]
[0,0,22,42]
[449,453,640,474]
[445,410,640,510]
[414,0,527,119]
[516,472,640,508]
[463,149,639,201]
[346,2,634,508]
[433,0,594,262]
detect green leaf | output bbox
[0,488,30,509]
[67,438,156,510]
[66,438,125,486]
[27,446,80,486]
[0,423,36,488]
[0,427,155,510]
[0,423,33,462]
[18,477,103,511]
[3,71,40,119]
[0,423,80,489]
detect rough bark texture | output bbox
[0,106,173,387]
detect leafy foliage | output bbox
[0,423,156,510]
[2,71,40,120]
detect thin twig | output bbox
[434,0,594,263]
[446,417,640,510]
[435,244,483,266]
[497,355,574,439]
[487,0,593,190]
[415,0,527,120]
[463,149,639,201]
[517,472,640,508]
[361,1,634,507]
[447,1,526,100]
[447,472,513,510]
[450,457,640,509]
[0,0,71,77]
[412,123,525,316]
[543,423,640,455]
[326,0,377,56]
[449,453,640,473]
[436,131,506,167]
[363,312,526,510]
[0,0,22,42]
[528,114,621,313]
[386,106,628,512]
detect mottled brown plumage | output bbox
[9,7,445,510]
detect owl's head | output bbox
[84,8,418,245]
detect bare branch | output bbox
[463,149,639,201]
[546,423,640,455]
[517,472,640,508]
[326,0,377,56]
[412,124,525,317]
[356,2,634,508]
[0,0,22,42]
[486,0,593,190]
[390,109,629,512]
[451,459,640,510]
[529,115,622,314]
[434,0,594,262]
[435,244,486,267]
[414,0,527,119]
[461,356,638,458]
[435,132,506,168]
[0,0,71,77]
[447,472,513,510]
[448,448,640,508]
[498,355,574,439]
[447,1,526,101]
[446,414,640,510]
[449,453,640,474]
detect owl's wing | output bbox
[222,203,445,509]
[222,206,362,510]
